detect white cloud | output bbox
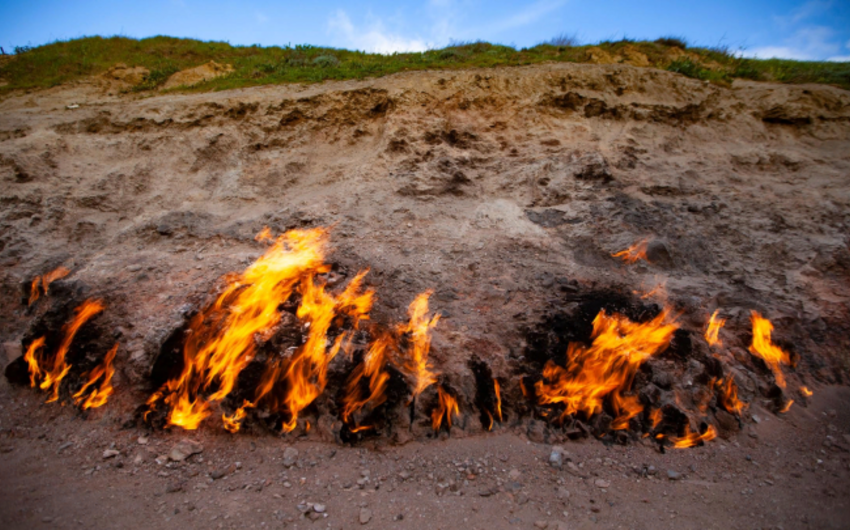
[827,55,850,62]
[327,10,430,54]
[743,25,842,60]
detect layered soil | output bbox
[1,62,849,528]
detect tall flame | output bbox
[398,292,440,400]
[28,266,70,306]
[612,239,649,264]
[705,310,725,347]
[40,299,105,403]
[150,228,335,430]
[341,333,392,429]
[23,337,46,387]
[749,311,791,389]
[72,343,118,410]
[431,386,460,431]
[493,378,503,423]
[535,308,678,425]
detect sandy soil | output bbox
[1,61,849,528]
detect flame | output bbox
[222,400,254,433]
[72,343,118,410]
[493,378,503,423]
[40,299,105,403]
[705,310,726,348]
[149,228,337,430]
[254,226,274,243]
[717,377,745,415]
[649,407,662,429]
[779,400,794,413]
[801,386,813,397]
[398,292,440,400]
[23,337,46,387]
[612,239,649,264]
[279,270,373,433]
[431,386,460,431]
[535,308,678,425]
[341,333,392,429]
[749,312,791,389]
[672,424,717,449]
[485,411,494,431]
[28,266,70,306]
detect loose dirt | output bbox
[1,61,849,528]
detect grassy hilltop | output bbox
[1,35,848,94]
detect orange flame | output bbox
[23,337,46,387]
[717,377,745,415]
[535,308,678,425]
[801,386,813,397]
[341,333,392,429]
[149,228,338,430]
[279,270,373,433]
[612,239,649,264]
[431,386,460,431]
[493,378,503,423]
[749,312,791,389]
[72,343,118,410]
[40,299,105,403]
[28,266,70,306]
[649,407,662,429]
[705,310,726,348]
[398,292,440,401]
[672,424,717,448]
[222,400,254,433]
[254,226,274,243]
[779,400,794,413]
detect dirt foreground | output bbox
[1,61,850,528]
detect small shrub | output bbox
[312,55,339,68]
[134,66,178,91]
[437,48,463,61]
[732,60,762,81]
[545,33,580,47]
[667,58,728,83]
[655,37,688,49]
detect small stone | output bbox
[283,446,299,467]
[168,439,203,462]
[137,436,149,445]
[508,468,521,479]
[478,487,495,497]
[534,521,549,529]
[103,449,120,459]
[313,504,326,514]
[667,469,682,481]
[556,487,571,500]
[398,471,411,481]
[359,507,372,525]
[594,479,610,489]
[549,450,563,468]
[166,481,185,493]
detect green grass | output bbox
[0,35,847,95]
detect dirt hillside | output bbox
[1,62,849,529]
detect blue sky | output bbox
[1,0,849,61]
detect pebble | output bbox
[667,470,682,481]
[594,479,610,489]
[102,449,120,459]
[283,446,299,467]
[534,521,549,529]
[359,507,372,525]
[168,439,203,462]
[548,450,563,468]
[313,504,326,514]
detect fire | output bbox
[749,312,791,389]
[222,400,254,433]
[493,378,503,423]
[716,377,745,415]
[431,386,460,431]
[779,400,794,413]
[399,292,441,400]
[705,310,726,347]
[801,386,813,397]
[72,343,118,410]
[648,407,662,429]
[23,337,46,387]
[341,334,392,430]
[612,239,649,264]
[535,308,678,426]
[28,266,70,306]
[147,227,376,432]
[39,299,105,403]
[672,424,717,449]
[279,270,373,433]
